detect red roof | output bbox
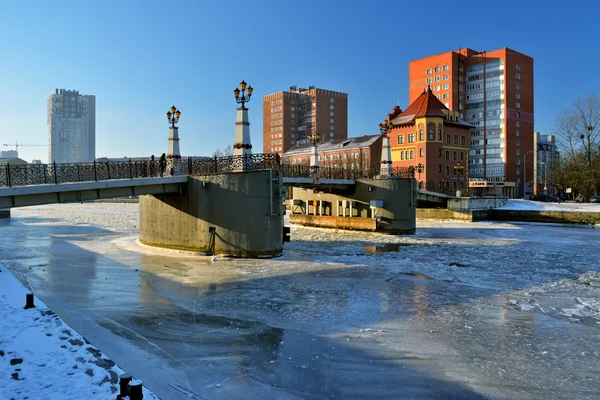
[389,86,448,125]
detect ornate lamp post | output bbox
[416,163,424,189]
[453,162,465,195]
[307,132,321,176]
[166,105,181,162]
[378,120,393,177]
[233,80,254,158]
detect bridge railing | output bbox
[0,154,284,188]
[280,163,414,180]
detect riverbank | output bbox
[0,262,158,400]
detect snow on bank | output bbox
[0,262,158,400]
[498,199,600,212]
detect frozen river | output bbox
[1,203,599,399]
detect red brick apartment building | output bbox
[387,87,472,192]
[283,135,382,171]
[263,86,348,154]
[409,48,533,197]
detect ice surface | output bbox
[1,203,599,400]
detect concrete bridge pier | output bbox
[139,170,284,257]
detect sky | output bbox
[0,0,599,163]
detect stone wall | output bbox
[139,170,283,257]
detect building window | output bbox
[426,78,432,84]
[516,101,521,109]
[438,129,442,141]
[398,134,404,144]
[434,66,440,73]
[516,73,521,80]
[442,93,449,99]
[443,74,449,80]
[453,151,457,160]
[516,167,521,174]
[434,85,440,91]
[516,82,521,89]
[454,135,458,144]
[460,152,464,161]
[330,105,334,109]
[516,149,521,155]
[445,165,450,175]
[401,152,404,160]
[516,64,521,70]
[408,133,415,143]
[330,112,334,116]
[446,133,451,143]
[434,76,440,82]
[428,128,434,140]
[330,98,334,102]
[426,68,432,74]
[438,148,442,158]
[445,150,449,160]
[459,85,463,91]
[330,119,334,123]
[443,84,449,90]
[461,136,465,145]
[443,64,449,71]
[438,164,442,173]
[420,148,425,157]
[330,125,335,130]
[516,140,521,146]
[410,150,414,159]
[516,92,521,99]
[515,111,521,117]
[516,130,521,136]
[516,158,521,165]
[419,129,424,141]
[516,121,521,127]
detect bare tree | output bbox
[553,93,600,197]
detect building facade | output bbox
[47,88,96,163]
[409,48,534,197]
[533,132,559,196]
[283,135,382,172]
[386,87,473,193]
[263,86,348,154]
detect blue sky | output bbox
[1,0,599,162]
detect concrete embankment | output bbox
[417,208,600,224]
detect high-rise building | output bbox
[408,48,534,197]
[47,88,96,163]
[263,86,348,154]
[533,132,559,196]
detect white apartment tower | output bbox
[47,89,96,163]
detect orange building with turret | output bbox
[387,87,473,193]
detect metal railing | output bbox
[281,163,414,180]
[0,154,414,189]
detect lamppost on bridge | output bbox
[378,120,393,177]
[307,131,320,176]
[166,106,182,174]
[523,150,534,198]
[416,163,424,189]
[453,162,465,196]
[233,80,254,158]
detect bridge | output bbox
[0,155,420,207]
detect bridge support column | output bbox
[139,170,284,257]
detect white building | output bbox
[47,89,96,163]
[0,150,18,159]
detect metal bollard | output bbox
[24,293,35,309]
[118,373,132,398]
[128,379,144,400]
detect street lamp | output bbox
[379,120,392,136]
[166,105,181,128]
[234,80,253,109]
[416,163,424,189]
[378,120,393,177]
[523,150,534,198]
[307,132,320,145]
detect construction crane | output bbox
[2,142,47,151]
